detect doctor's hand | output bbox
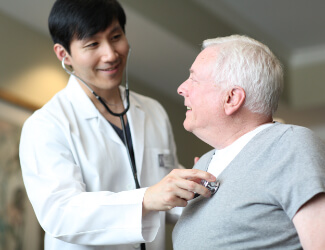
[142,169,215,215]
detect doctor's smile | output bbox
[97,63,120,74]
[19,1,216,250]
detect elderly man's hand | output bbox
[142,169,215,215]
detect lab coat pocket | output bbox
[152,148,175,169]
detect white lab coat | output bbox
[19,76,181,250]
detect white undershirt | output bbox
[207,123,274,178]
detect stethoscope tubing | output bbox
[61,52,141,189]
[61,57,130,117]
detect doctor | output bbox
[19,0,215,250]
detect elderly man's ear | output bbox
[224,87,246,115]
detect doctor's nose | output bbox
[101,44,119,63]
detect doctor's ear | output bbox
[54,44,71,64]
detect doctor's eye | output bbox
[111,34,122,42]
[85,42,99,48]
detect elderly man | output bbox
[172,35,325,250]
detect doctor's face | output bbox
[177,46,226,138]
[67,20,129,94]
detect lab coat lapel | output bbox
[97,117,124,145]
[127,95,145,184]
[66,76,123,145]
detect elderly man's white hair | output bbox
[202,35,283,116]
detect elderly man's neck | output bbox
[200,112,273,150]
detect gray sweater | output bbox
[173,123,325,250]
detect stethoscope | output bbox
[61,49,141,189]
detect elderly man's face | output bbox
[177,46,226,139]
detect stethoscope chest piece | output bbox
[201,179,220,195]
[194,180,220,199]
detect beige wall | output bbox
[286,62,325,109]
[0,11,68,108]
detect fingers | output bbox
[173,176,211,198]
[194,156,200,164]
[171,168,216,183]
[142,169,216,214]
[164,169,216,198]
[165,169,216,199]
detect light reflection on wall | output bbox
[3,65,68,108]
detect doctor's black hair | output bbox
[48,0,126,55]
